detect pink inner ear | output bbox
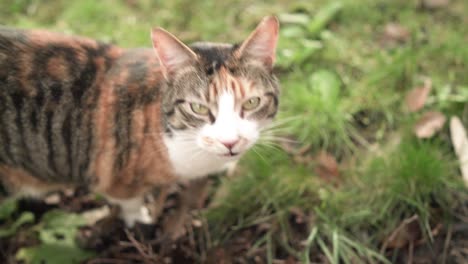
[237,16,279,68]
[151,28,197,77]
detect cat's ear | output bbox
[151,28,198,78]
[235,16,279,70]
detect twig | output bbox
[87,258,130,264]
[441,224,452,264]
[407,241,414,264]
[124,229,159,264]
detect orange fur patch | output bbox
[0,165,65,195]
[47,56,69,80]
[208,66,249,101]
[91,65,175,199]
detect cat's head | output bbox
[152,16,279,159]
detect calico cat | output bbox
[0,16,280,226]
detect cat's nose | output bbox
[220,139,239,150]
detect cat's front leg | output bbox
[106,196,153,227]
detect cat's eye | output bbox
[190,103,210,115]
[242,97,261,111]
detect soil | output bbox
[1,184,466,264]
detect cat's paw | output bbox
[106,196,154,227]
[121,206,153,227]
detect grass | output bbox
[1,0,467,263]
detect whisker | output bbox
[256,141,284,152]
[260,116,301,131]
[260,136,299,144]
[251,146,268,164]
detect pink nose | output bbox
[221,140,239,150]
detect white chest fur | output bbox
[163,135,235,179]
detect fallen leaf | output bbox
[17,210,95,263]
[413,111,446,138]
[0,212,34,238]
[382,23,410,44]
[405,80,432,112]
[450,116,468,186]
[383,215,421,250]
[314,151,339,180]
[421,0,450,9]
[16,243,94,264]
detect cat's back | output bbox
[0,26,124,185]
[0,26,122,84]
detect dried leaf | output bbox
[314,151,339,180]
[413,111,446,138]
[405,80,432,112]
[383,23,410,43]
[421,0,450,9]
[383,215,421,250]
[450,116,468,186]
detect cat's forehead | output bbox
[167,42,278,103]
[189,42,238,72]
[190,42,235,59]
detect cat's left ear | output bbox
[151,28,198,78]
[235,16,279,70]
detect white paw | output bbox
[121,206,153,227]
[105,196,154,227]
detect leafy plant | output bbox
[16,210,94,264]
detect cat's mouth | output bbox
[222,150,240,157]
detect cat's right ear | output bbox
[151,28,198,78]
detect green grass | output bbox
[1,0,467,262]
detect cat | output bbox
[0,16,280,226]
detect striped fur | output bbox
[0,16,280,225]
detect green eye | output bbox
[190,103,210,115]
[242,97,261,111]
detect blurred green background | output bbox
[1,0,467,263]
